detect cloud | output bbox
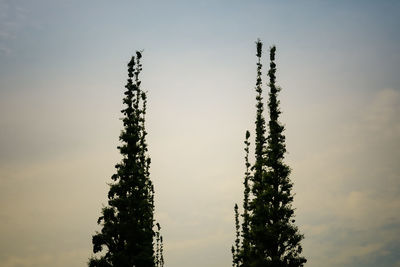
[0,151,114,267]
[294,88,400,266]
[0,0,29,55]
[0,249,88,267]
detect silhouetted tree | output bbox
[89,52,160,267]
[232,130,251,267]
[155,222,165,267]
[159,234,165,267]
[254,45,306,266]
[232,203,240,267]
[232,39,265,267]
[233,41,306,267]
[247,39,269,267]
[241,130,251,266]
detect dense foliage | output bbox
[89,52,163,267]
[233,41,306,267]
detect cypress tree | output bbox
[89,51,159,267]
[260,45,306,266]
[232,39,265,267]
[241,130,251,266]
[232,130,252,267]
[232,41,306,267]
[247,39,270,267]
[155,222,165,267]
[155,223,161,267]
[232,203,240,267]
[159,235,165,267]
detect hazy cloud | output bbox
[0,1,399,267]
[0,0,28,55]
[295,89,400,266]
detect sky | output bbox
[0,0,399,266]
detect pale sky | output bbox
[0,1,399,266]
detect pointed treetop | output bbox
[245,130,250,139]
[256,39,262,58]
[128,56,135,67]
[270,45,276,61]
[136,50,143,60]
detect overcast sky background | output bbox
[1,0,400,266]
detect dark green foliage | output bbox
[159,235,165,267]
[260,45,306,266]
[155,223,165,267]
[232,203,240,267]
[253,40,267,200]
[233,130,252,267]
[232,41,306,267]
[241,130,251,266]
[89,52,160,267]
